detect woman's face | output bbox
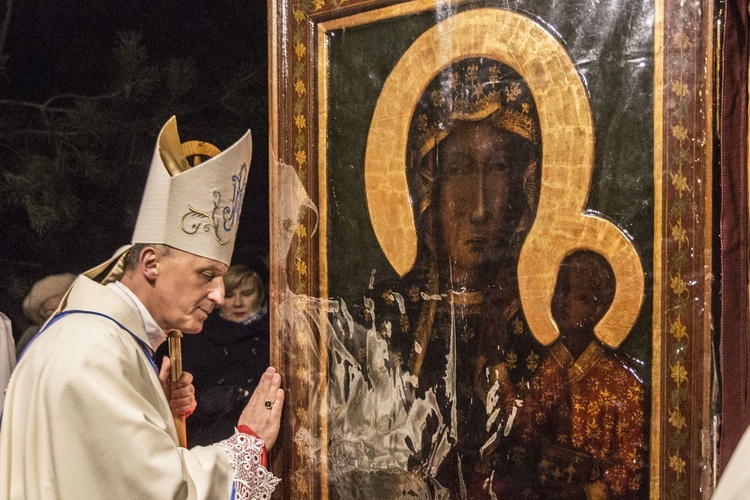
[39,295,63,323]
[221,277,264,323]
[436,117,530,276]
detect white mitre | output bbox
[83,116,252,281]
[133,116,251,265]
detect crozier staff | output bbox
[154,262,271,447]
[0,116,284,499]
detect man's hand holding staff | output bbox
[157,329,195,447]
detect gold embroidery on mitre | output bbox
[222,162,248,234]
[176,138,248,247]
[181,194,228,245]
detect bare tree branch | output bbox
[0,0,12,57]
[0,99,69,113]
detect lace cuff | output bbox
[219,431,280,499]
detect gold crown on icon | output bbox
[412,58,540,161]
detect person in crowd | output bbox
[0,116,284,499]
[157,262,270,446]
[16,272,76,356]
[714,411,750,497]
[0,311,14,417]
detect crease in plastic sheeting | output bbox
[272,161,489,498]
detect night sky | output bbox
[4,0,268,101]
[1,0,270,332]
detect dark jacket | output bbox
[156,309,270,446]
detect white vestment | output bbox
[0,312,14,417]
[0,276,278,499]
[714,425,750,499]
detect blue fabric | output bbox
[3,310,158,429]
[154,310,269,446]
[19,310,158,374]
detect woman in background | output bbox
[157,263,269,446]
[16,273,76,356]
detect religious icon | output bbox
[484,250,646,498]
[270,0,716,498]
[350,57,544,495]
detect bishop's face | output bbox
[435,116,532,284]
[150,248,228,334]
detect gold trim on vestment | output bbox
[549,340,605,384]
[567,342,605,384]
[449,290,485,306]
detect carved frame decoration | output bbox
[269,0,715,497]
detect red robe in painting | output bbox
[479,341,646,499]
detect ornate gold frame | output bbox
[269,0,715,497]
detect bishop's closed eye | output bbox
[201,271,218,282]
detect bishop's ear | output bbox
[139,246,160,280]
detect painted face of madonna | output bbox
[435,116,533,285]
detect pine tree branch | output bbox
[219,70,264,102]
[0,89,124,113]
[0,100,69,113]
[0,139,21,159]
[43,90,123,107]
[0,0,12,57]
[0,128,87,139]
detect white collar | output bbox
[106,281,167,352]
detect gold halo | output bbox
[364,7,644,348]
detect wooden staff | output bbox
[167,329,188,448]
